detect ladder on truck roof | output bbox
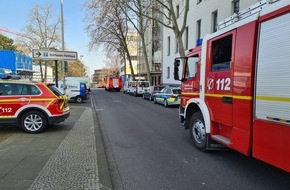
[218,0,280,30]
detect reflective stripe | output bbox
[0,98,55,102]
[256,96,290,103]
[205,93,252,100]
[182,92,199,96]
[0,115,14,118]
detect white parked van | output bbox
[129,81,150,96]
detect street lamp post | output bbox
[60,0,66,93]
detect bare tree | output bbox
[130,0,189,57]
[84,0,137,80]
[15,3,61,81]
[104,51,121,76]
[118,0,152,82]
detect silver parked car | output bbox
[143,85,164,100]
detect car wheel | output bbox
[153,97,157,104]
[189,112,208,151]
[164,99,168,107]
[20,111,47,133]
[75,96,83,103]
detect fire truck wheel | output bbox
[75,96,83,103]
[189,112,207,151]
[20,111,47,134]
[164,99,168,107]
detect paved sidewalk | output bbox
[28,107,100,190]
[0,105,112,190]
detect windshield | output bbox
[47,84,64,96]
[139,82,150,88]
[173,89,181,94]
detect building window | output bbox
[212,11,218,32]
[167,36,171,56]
[175,38,179,53]
[167,67,170,78]
[176,5,180,18]
[196,19,201,40]
[185,26,189,50]
[232,0,240,14]
[197,0,202,4]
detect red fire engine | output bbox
[105,76,122,91]
[174,0,290,172]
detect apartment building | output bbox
[137,1,163,85]
[120,32,139,83]
[162,0,258,85]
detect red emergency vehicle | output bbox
[0,79,70,133]
[174,0,290,172]
[105,76,122,91]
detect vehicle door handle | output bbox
[222,96,232,104]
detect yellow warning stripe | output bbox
[0,116,14,118]
[46,99,56,109]
[182,92,252,100]
[0,98,55,103]
[183,93,289,102]
[256,96,290,103]
[0,98,68,110]
[182,92,199,96]
[205,93,252,100]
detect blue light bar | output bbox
[196,38,203,46]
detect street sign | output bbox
[32,49,78,60]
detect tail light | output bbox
[170,94,177,98]
[52,98,65,109]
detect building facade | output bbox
[91,69,108,88]
[120,32,139,83]
[137,0,163,85]
[162,0,258,85]
[32,64,53,82]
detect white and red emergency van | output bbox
[174,0,290,172]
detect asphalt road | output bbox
[92,88,290,190]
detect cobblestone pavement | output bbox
[28,108,100,190]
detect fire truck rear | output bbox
[174,0,290,172]
[105,76,122,91]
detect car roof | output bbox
[0,80,35,84]
[165,86,180,89]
